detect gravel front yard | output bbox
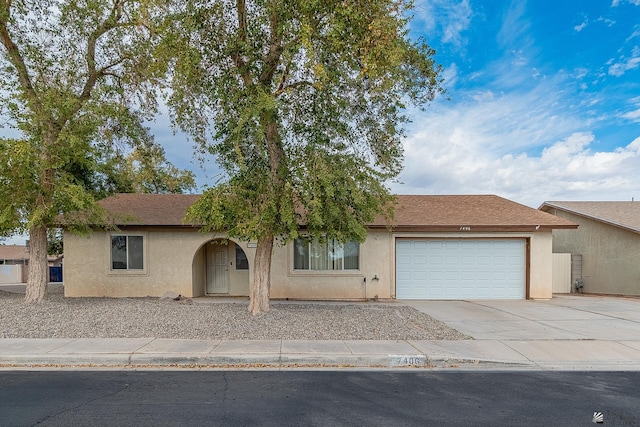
[0,285,469,340]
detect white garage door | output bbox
[396,239,525,300]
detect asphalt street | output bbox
[1,370,638,426]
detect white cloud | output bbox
[622,109,640,121]
[441,63,459,89]
[608,46,640,76]
[497,0,530,49]
[441,0,472,45]
[596,16,616,26]
[621,97,640,122]
[393,70,640,207]
[573,67,589,79]
[413,0,473,48]
[612,0,640,5]
[394,127,640,207]
[574,21,588,32]
[627,26,640,41]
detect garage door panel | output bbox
[396,239,525,300]
[430,270,443,280]
[413,271,427,280]
[430,255,443,264]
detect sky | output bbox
[2,0,640,244]
[394,0,640,207]
[153,0,640,208]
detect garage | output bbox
[396,239,526,300]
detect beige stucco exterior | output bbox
[64,227,554,300]
[546,210,640,296]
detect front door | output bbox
[206,244,228,294]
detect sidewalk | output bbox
[2,295,640,370]
[2,336,640,370]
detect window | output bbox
[293,238,359,271]
[111,235,144,270]
[235,244,249,270]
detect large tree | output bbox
[0,0,176,302]
[166,0,444,314]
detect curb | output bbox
[0,353,525,369]
[0,354,417,368]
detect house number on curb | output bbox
[388,354,427,367]
[459,226,471,231]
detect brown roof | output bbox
[97,193,576,232]
[372,195,576,231]
[0,245,30,261]
[540,201,640,233]
[98,193,201,226]
[0,245,61,262]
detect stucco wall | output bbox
[548,210,640,296]
[528,232,553,299]
[269,230,391,300]
[64,228,554,300]
[64,228,256,298]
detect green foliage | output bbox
[47,228,64,256]
[173,0,443,244]
[0,0,195,242]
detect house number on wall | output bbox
[459,226,471,231]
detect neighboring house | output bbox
[0,245,30,284]
[0,244,30,266]
[0,245,63,284]
[540,201,640,296]
[63,193,576,300]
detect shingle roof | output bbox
[372,195,576,231]
[96,193,576,232]
[540,201,640,233]
[98,193,201,226]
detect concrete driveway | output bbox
[402,295,640,369]
[403,295,640,340]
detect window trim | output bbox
[290,237,361,275]
[107,232,148,276]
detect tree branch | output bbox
[232,0,253,88]
[259,1,284,86]
[274,79,314,96]
[0,3,44,116]
[69,0,132,120]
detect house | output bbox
[540,201,640,296]
[62,193,576,300]
[0,245,63,284]
[0,245,30,284]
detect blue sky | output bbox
[392,0,640,206]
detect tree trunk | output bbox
[24,224,49,303]
[249,233,274,315]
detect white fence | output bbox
[0,265,23,284]
[552,253,572,294]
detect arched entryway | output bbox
[192,239,250,297]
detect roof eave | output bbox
[540,203,640,234]
[367,224,577,232]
